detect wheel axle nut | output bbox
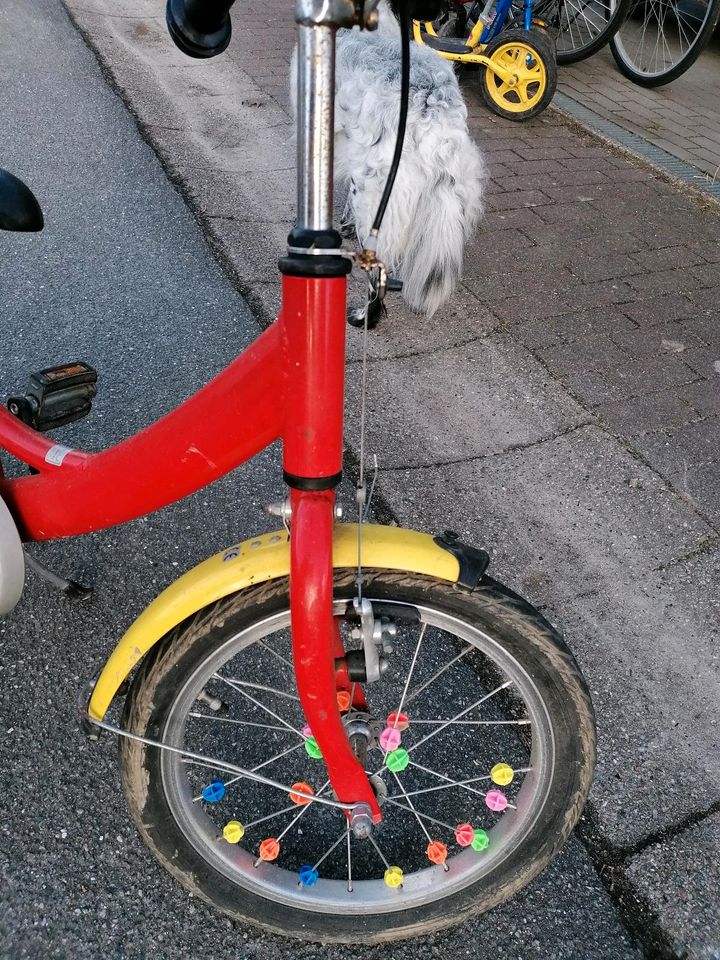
[350,802,373,839]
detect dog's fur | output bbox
[291,2,486,316]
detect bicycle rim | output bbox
[611,0,720,83]
[157,596,556,915]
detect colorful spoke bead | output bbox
[259,837,280,861]
[202,779,226,803]
[304,736,323,759]
[485,789,508,812]
[490,762,514,786]
[427,840,448,865]
[379,726,402,752]
[289,781,314,805]
[299,864,319,887]
[454,822,475,847]
[336,690,352,712]
[384,865,404,888]
[302,723,313,739]
[385,747,410,772]
[223,820,245,844]
[471,828,490,852]
[386,711,409,731]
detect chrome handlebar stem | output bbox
[293,0,379,241]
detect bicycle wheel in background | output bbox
[530,0,632,63]
[610,0,720,85]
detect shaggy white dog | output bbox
[291,3,486,316]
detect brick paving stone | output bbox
[630,245,708,272]
[607,323,708,361]
[566,253,646,283]
[514,307,639,351]
[601,355,701,399]
[486,190,553,211]
[539,335,632,377]
[680,347,720,380]
[678,380,720,418]
[595,390,700,437]
[633,418,720,489]
[623,294,698,325]
[628,268,708,296]
[691,262,720,287]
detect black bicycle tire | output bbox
[119,568,595,943]
[609,0,720,86]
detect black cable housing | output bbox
[370,0,411,234]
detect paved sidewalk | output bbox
[22,0,720,956]
[559,41,720,180]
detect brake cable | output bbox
[355,0,411,609]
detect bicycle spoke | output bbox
[214,673,305,739]
[188,712,294,733]
[258,639,294,671]
[243,802,299,830]
[215,676,299,702]
[390,622,427,733]
[346,830,353,893]
[409,718,530,725]
[386,767,533,801]
[384,798,458,833]
[407,680,513,755]
[311,828,350,872]
[405,644,472,706]
[391,771,432,844]
[408,759,518,808]
[192,740,306,801]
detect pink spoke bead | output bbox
[379,726,402,752]
[485,789,508,812]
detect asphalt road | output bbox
[0,1,641,958]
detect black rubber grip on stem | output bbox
[165,0,237,58]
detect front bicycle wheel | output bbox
[610,0,720,86]
[120,568,595,942]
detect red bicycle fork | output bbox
[281,272,382,824]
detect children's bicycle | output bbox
[413,0,558,119]
[433,0,632,65]
[0,0,595,943]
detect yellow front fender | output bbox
[87,524,460,720]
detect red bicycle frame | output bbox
[0,2,383,823]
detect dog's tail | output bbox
[400,171,470,316]
[374,132,486,317]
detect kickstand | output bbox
[23,551,93,601]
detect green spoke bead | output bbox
[385,747,410,772]
[471,828,490,852]
[304,736,323,759]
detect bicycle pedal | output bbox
[7,361,97,432]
